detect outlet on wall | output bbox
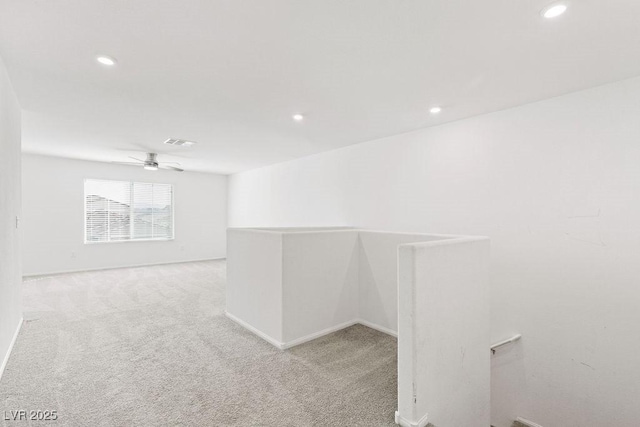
[71,251,76,259]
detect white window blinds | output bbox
[85,179,174,243]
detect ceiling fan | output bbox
[112,153,184,172]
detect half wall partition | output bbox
[226,227,489,427]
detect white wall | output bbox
[227,228,464,348]
[282,230,359,342]
[0,56,22,378]
[358,231,450,334]
[226,228,360,347]
[227,228,284,342]
[22,154,227,276]
[229,75,640,427]
[397,237,490,427]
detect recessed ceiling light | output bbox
[541,3,567,19]
[96,55,117,66]
[429,106,442,114]
[293,114,304,121]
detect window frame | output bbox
[83,178,175,244]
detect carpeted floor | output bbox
[0,260,397,426]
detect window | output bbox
[85,179,174,243]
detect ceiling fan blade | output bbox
[128,156,145,162]
[116,148,190,158]
[159,165,184,172]
[112,161,142,166]
[161,161,182,165]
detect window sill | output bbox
[84,238,175,245]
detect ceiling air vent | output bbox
[164,138,196,147]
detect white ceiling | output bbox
[1,0,639,174]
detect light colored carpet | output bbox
[0,260,397,426]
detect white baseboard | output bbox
[225,312,396,351]
[0,317,23,384]
[395,410,429,427]
[516,417,544,427]
[23,257,226,278]
[280,320,360,349]
[357,318,398,337]
[224,311,286,349]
